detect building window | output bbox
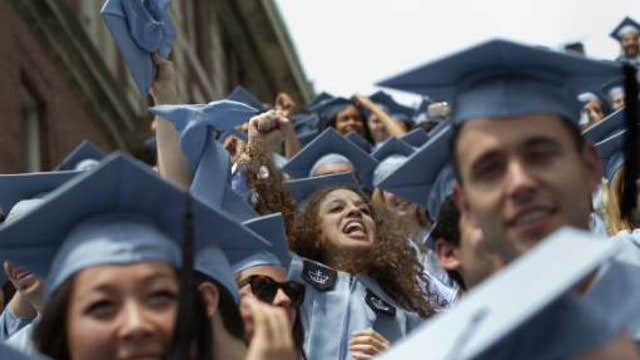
[20,83,46,172]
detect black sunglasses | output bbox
[238,275,305,307]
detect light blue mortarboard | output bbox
[345,131,373,153]
[0,154,263,301]
[401,128,430,148]
[371,138,416,187]
[150,100,260,221]
[369,90,415,126]
[583,107,625,144]
[101,0,177,95]
[610,17,640,41]
[226,213,291,274]
[194,215,274,305]
[378,228,624,360]
[0,170,81,225]
[377,39,621,125]
[285,172,360,205]
[283,128,378,188]
[294,113,320,146]
[371,137,415,162]
[595,130,627,182]
[378,126,454,210]
[57,141,106,171]
[227,86,270,112]
[306,92,334,112]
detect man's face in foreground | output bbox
[454,115,601,261]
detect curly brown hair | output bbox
[238,142,298,234]
[291,186,434,318]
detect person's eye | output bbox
[471,158,505,185]
[329,205,344,213]
[525,145,559,165]
[85,300,117,320]
[359,206,371,215]
[147,290,178,308]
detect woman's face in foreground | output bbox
[66,262,179,360]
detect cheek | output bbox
[67,308,116,358]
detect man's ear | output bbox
[197,282,220,318]
[435,238,462,273]
[583,143,604,193]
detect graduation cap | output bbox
[377,39,621,125]
[225,212,292,273]
[583,107,625,144]
[371,137,415,162]
[283,128,378,188]
[150,100,260,221]
[57,141,106,171]
[0,170,81,225]
[0,154,262,300]
[101,0,177,95]
[285,172,360,206]
[601,77,626,107]
[194,214,275,305]
[306,92,335,112]
[378,126,454,210]
[379,227,624,360]
[610,17,640,42]
[149,100,258,135]
[400,128,430,148]
[369,91,415,126]
[227,86,270,112]
[345,131,373,153]
[596,129,627,182]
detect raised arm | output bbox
[353,94,408,138]
[150,54,193,190]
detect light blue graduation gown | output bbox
[0,341,38,360]
[0,307,32,342]
[288,255,423,360]
[5,319,38,358]
[582,230,640,340]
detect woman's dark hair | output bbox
[291,186,434,318]
[35,271,213,360]
[193,270,245,340]
[34,278,73,360]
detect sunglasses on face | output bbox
[238,275,305,307]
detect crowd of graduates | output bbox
[1,1,640,359]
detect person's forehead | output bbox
[622,32,640,40]
[237,265,287,282]
[74,262,176,289]
[456,115,572,149]
[323,188,363,203]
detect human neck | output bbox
[211,316,246,360]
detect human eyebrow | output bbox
[521,136,563,152]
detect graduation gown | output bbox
[288,255,423,360]
[0,307,32,342]
[582,230,640,340]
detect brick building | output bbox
[0,0,312,173]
